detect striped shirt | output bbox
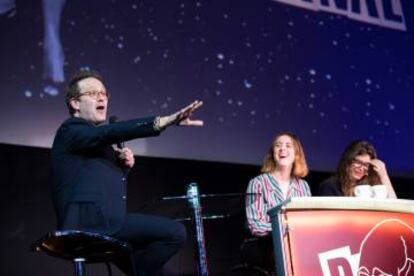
[246,173,311,236]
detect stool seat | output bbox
[32,230,135,276]
[32,230,131,263]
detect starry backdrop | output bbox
[0,0,413,176]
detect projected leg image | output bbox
[42,0,67,96]
[0,0,15,17]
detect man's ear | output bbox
[69,98,80,114]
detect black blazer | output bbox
[51,116,160,234]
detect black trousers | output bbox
[241,235,275,274]
[113,213,186,276]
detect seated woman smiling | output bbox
[319,140,397,198]
[242,132,311,273]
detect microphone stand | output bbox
[161,189,257,276]
[186,183,209,276]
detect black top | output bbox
[318,177,343,196]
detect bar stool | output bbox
[31,230,136,276]
[229,236,275,276]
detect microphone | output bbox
[109,115,124,149]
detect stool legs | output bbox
[74,258,85,276]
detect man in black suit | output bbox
[51,70,203,275]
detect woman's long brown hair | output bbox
[336,140,379,196]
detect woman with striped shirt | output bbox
[246,132,312,236]
[239,133,311,274]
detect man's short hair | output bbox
[65,69,103,114]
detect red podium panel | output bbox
[268,197,414,276]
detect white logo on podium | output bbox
[318,219,414,276]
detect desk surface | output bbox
[277,197,414,214]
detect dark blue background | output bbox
[0,0,413,175]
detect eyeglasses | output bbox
[352,159,370,170]
[77,90,110,99]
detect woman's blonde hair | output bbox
[260,132,309,177]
